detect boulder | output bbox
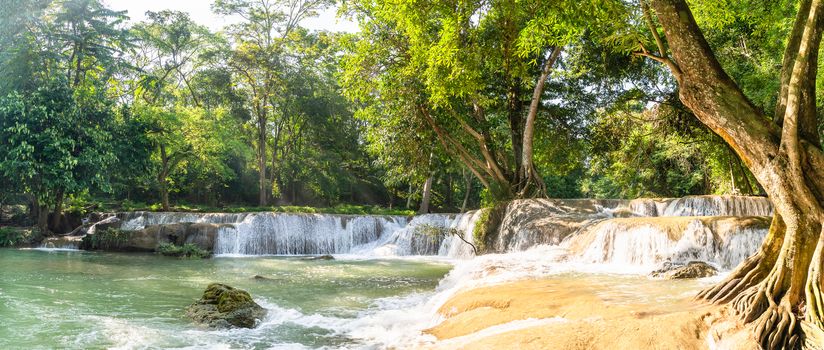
[651,261,718,279]
[303,254,334,261]
[183,223,220,250]
[79,221,223,253]
[185,283,266,329]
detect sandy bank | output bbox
[424,274,756,349]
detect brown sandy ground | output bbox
[424,275,758,350]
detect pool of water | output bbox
[0,249,453,349]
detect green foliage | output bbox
[582,100,759,199]
[0,227,42,247]
[0,81,115,207]
[472,203,507,254]
[156,242,210,259]
[1,0,795,223]
[82,228,130,250]
[414,224,454,241]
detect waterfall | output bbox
[118,211,250,230]
[657,196,773,217]
[566,217,769,270]
[102,195,770,267]
[438,211,483,259]
[353,212,480,259]
[112,210,481,258]
[38,236,82,250]
[214,213,406,255]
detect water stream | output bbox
[14,195,773,349]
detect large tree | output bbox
[630,0,824,347]
[342,0,620,199]
[0,0,128,230]
[0,82,114,232]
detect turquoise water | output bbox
[0,249,452,349]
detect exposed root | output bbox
[731,286,771,323]
[697,214,786,305]
[753,304,801,350]
[801,320,824,350]
[697,254,770,304]
[805,233,824,329]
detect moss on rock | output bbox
[472,203,508,254]
[156,242,211,259]
[186,283,266,329]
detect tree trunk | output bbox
[738,159,755,195]
[50,189,64,232]
[32,196,48,233]
[648,0,824,347]
[418,175,433,215]
[727,151,738,195]
[406,183,414,209]
[519,46,562,198]
[158,144,171,211]
[258,116,268,206]
[461,168,472,213]
[507,83,524,180]
[445,173,454,209]
[159,181,170,212]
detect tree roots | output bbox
[753,304,800,350]
[696,253,770,304]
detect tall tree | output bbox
[342,0,621,199]
[0,82,114,232]
[0,0,129,230]
[628,0,824,347]
[213,0,332,206]
[132,10,234,210]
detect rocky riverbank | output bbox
[421,273,759,350]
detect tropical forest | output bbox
[0,0,823,349]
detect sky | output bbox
[102,0,359,33]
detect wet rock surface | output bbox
[651,261,718,279]
[302,254,335,260]
[185,283,266,329]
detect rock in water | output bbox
[185,283,266,328]
[303,254,334,260]
[651,261,718,279]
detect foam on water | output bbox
[71,196,773,348]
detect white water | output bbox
[70,196,775,348]
[111,196,771,264]
[570,218,767,270]
[117,210,483,258]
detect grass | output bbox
[156,242,210,259]
[93,199,415,216]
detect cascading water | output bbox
[115,210,481,258]
[214,213,406,255]
[108,195,772,270]
[657,195,773,217]
[359,212,481,258]
[568,217,768,270]
[118,211,250,230]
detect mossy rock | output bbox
[302,254,334,261]
[186,283,266,329]
[651,261,718,279]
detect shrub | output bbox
[415,223,478,255]
[0,227,43,247]
[81,228,130,250]
[156,242,210,259]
